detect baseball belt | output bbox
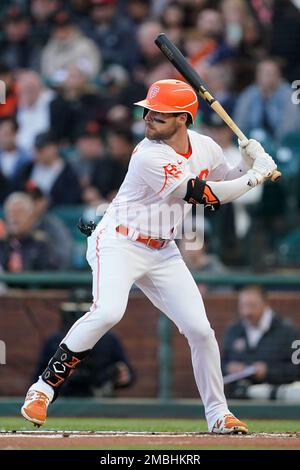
[116,224,169,249]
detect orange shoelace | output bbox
[35,392,49,404]
[26,391,48,405]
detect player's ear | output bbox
[177,113,188,126]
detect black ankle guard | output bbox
[41,343,90,391]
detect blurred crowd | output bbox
[0,0,300,272]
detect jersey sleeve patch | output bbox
[159,162,184,193]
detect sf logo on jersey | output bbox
[164,163,183,179]
[159,162,183,193]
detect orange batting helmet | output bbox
[134,79,198,123]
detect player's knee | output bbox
[92,304,124,330]
[187,322,214,343]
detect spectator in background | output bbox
[0,63,18,119]
[18,132,81,206]
[126,0,151,29]
[196,8,235,65]
[16,71,54,153]
[0,192,60,271]
[183,29,217,80]
[222,285,300,400]
[233,16,266,91]
[136,20,168,83]
[71,120,105,188]
[100,65,130,109]
[200,63,235,123]
[269,0,300,82]
[26,185,73,269]
[30,0,61,68]
[220,0,265,53]
[233,59,300,141]
[99,64,143,133]
[34,297,135,397]
[197,8,224,40]
[82,0,139,72]
[0,117,31,204]
[92,128,134,201]
[69,0,91,25]
[0,6,36,71]
[31,0,61,37]
[220,0,251,49]
[135,20,175,92]
[41,8,101,85]
[161,1,185,45]
[50,64,104,142]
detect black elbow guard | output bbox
[183,177,220,211]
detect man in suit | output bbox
[222,285,299,399]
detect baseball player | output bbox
[21,79,277,434]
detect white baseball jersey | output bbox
[105,129,232,238]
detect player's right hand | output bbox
[247,153,277,187]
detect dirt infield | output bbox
[1,431,300,449]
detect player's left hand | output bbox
[239,138,267,168]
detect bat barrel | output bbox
[155,34,203,92]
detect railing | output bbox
[1,271,300,287]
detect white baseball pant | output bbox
[61,222,230,430]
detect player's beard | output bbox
[145,121,180,141]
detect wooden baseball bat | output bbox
[155,33,281,182]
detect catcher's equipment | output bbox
[78,218,96,237]
[184,177,220,211]
[134,79,198,123]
